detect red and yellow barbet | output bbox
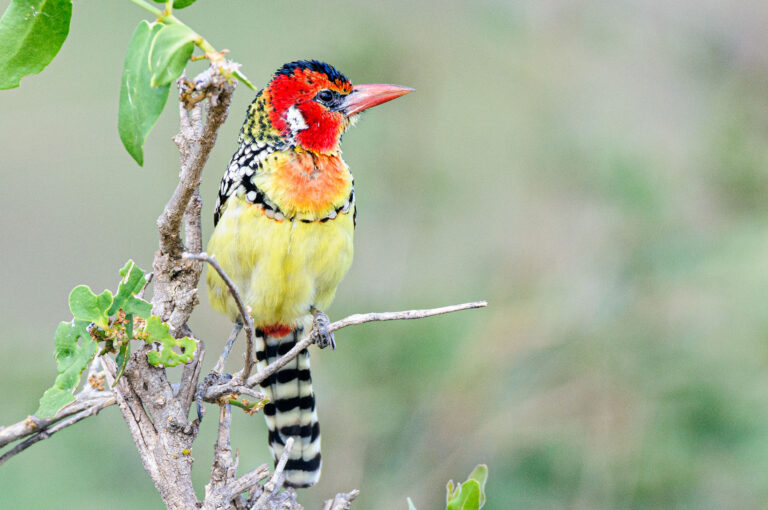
[207,60,412,488]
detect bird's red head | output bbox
[264,60,413,155]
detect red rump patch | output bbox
[262,324,293,338]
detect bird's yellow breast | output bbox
[206,196,355,327]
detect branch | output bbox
[158,69,234,259]
[0,394,112,449]
[111,66,237,510]
[0,357,113,450]
[203,301,488,402]
[0,395,115,467]
[183,252,255,379]
[322,490,360,510]
[328,301,488,330]
[252,437,293,508]
[202,402,271,509]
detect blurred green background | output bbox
[3,0,768,508]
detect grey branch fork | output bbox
[0,64,486,510]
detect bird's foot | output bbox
[310,308,335,349]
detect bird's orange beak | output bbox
[342,84,414,117]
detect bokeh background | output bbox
[3,0,768,508]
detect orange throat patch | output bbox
[271,151,352,217]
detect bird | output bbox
[206,60,412,488]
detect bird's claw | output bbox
[310,309,335,349]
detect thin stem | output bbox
[213,322,243,375]
[254,437,294,507]
[128,0,255,89]
[183,252,255,379]
[129,0,163,17]
[201,300,489,399]
[0,396,115,467]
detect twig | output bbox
[138,272,153,300]
[0,395,115,467]
[0,394,111,449]
[177,338,205,414]
[207,405,236,494]
[0,358,113,449]
[203,301,488,403]
[243,301,488,389]
[322,490,360,510]
[214,322,244,375]
[254,437,294,508]
[327,301,487,331]
[183,252,255,379]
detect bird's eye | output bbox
[316,89,336,105]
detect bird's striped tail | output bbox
[257,325,321,488]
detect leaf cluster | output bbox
[0,0,253,165]
[36,261,198,418]
[118,0,254,165]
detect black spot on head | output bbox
[274,60,350,86]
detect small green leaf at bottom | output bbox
[446,465,488,510]
[36,320,98,417]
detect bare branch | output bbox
[159,71,235,260]
[202,301,488,403]
[213,321,244,375]
[177,338,205,414]
[247,301,487,390]
[253,437,294,508]
[183,252,255,379]
[138,271,153,300]
[322,490,360,510]
[0,358,113,449]
[328,301,488,331]
[0,395,115,467]
[206,405,236,497]
[226,465,271,505]
[202,402,270,509]
[184,190,203,254]
[0,394,111,449]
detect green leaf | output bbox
[118,21,170,166]
[406,497,418,510]
[114,341,130,386]
[152,0,197,9]
[446,481,481,510]
[148,23,197,87]
[466,464,488,507]
[108,260,151,318]
[0,0,72,90]
[446,465,488,510]
[233,68,256,91]
[69,285,113,329]
[36,320,98,417]
[144,316,197,367]
[126,312,134,340]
